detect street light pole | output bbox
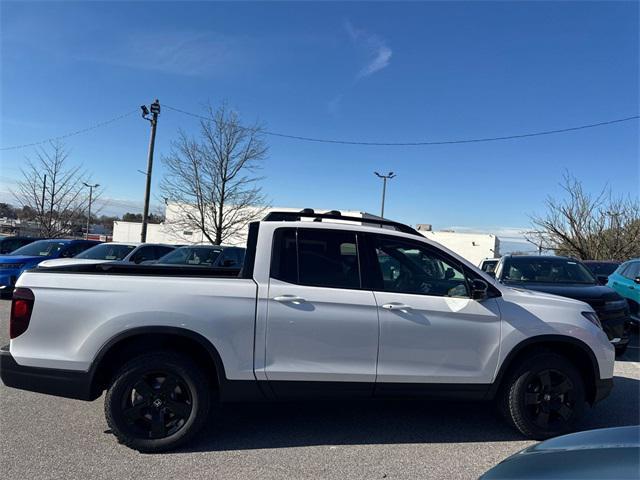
[140,99,160,243]
[83,182,99,239]
[374,171,396,218]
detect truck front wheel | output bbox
[501,352,585,440]
[105,352,211,452]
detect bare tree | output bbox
[11,141,99,238]
[161,103,268,245]
[529,173,640,260]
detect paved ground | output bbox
[0,299,638,480]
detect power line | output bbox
[164,104,639,146]
[0,109,138,151]
[2,105,638,151]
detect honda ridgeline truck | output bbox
[0,210,615,452]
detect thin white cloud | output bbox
[75,31,247,77]
[344,20,392,79]
[4,19,251,78]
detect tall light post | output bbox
[83,182,99,239]
[140,99,160,243]
[374,171,396,218]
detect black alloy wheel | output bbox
[121,371,193,439]
[522,369,576,430]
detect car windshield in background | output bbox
[75,244,136,260]
[504,258,597,284]
[158,247,223,266]
[9,240,66,257]
[586,262,620,277]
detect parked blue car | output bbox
[608,258,640,323]
[0,239,100,297]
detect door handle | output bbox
[273,295,306,303]
[382,303,413,312]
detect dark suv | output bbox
[0,236,37,254]
[495,255,631,355]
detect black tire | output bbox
[105,352,211,453]
[500,352,585,440]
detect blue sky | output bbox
[1,1,638,249]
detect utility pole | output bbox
[140,99,160,243]
[40,174,47,216]
[83,182,99,239]
[374,171,396,218]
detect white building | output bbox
[113,203,380,246]
[416,224,500,266]
[113,203,500,265]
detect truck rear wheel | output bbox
[501,352,585,440]
[105,352,211,452]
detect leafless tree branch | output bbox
[161,102,269,245]
[10,141,97,237]
[529,172,640,260]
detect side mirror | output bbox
[597,275,609,285]
[222,259,235,267]
[445,268,455,280]
[486,271,496,278]
[471,279,489,300]
[635,276,640,285]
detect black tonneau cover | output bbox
[34,262,241,277]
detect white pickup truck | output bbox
[1,210,615,452]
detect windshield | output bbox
[158,246,223,266]
[10,240,67,257]
[503,257,597,284]
[75,244,136,260]
[585,262,619,276]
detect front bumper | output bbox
[597,309,631,347]
[0,346,95,400]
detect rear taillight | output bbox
[10,288,34,339]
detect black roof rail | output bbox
[262,209,422,237]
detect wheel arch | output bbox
[491,335,601,404]
[88,326,227,400]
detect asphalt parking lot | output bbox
[0,299,638,480]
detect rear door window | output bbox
[271,228,361,289]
